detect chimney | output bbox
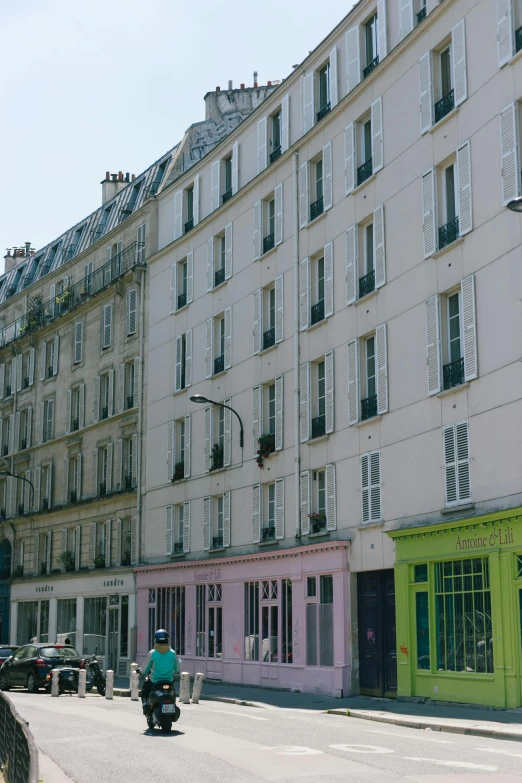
[4,249,16,274]
[132,174,136,181]
[216,86,220,92]
[228,80,233,90]
[253,70,258,88]
[101,171,129,204]
[24,242,31,257]
[240,83,245,89]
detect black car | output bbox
[0,647,18,667]
[0,643,82,693]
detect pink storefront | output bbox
[136,541,352,696]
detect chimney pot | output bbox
[132,174,136,181]
[112,174,117,181]
[118,171,123,181]
[253,70,258,88]
[125,172,130,182]
[240,83,245,89]
[228,80,233,90]
[267,80,272,87]
[105,171,110,181]
[216,86,220,92]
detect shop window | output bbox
[281,578,293,664]
[39,600,49,644]
[244,581,260,661]
[306,574,334,666]
[120,596,129,658]
[415,592,430,670]
[307,576,317,597]
[17,601,37,645]
[57,598,77,648]
[155,587,185,656]
[84,597,107,655]
[414,564,428,583]
[196,584,206,657]
[208,584,222,659]
[517,554,522,578]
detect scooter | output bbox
[138,669,180,733]
[80,653,106,696]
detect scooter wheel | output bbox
[147,715,154,730]
[97,684,106,697]
[160,717,172,733]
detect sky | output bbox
[1,0,355,271]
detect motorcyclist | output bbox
[140,629,179,714]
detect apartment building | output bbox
[138,0,522,706]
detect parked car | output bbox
[0,643,82,693]
[0,647,18,666]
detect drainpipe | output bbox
[292,153,301,539]
[136,267,146,566]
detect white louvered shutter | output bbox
[252,484,261,544]
[66,390,72,435]
[323,242,333,317]
[205,318,213,379]
[87,523,96,568]
[203,497,211,550]
[108,368,114,416]
[114,518,122,567]
[326,463,336,531]
[103,305,112,348]
[184,414,191,478]
[300,471,311,535]
[46,462,53,507]
[206,237,214,291]
[422,168,437,258]
[281,94,290,152]
[275,478,285,540]
[118,364,125,413]
[225,223,233,280]
[257,117,268,174]
[16,354,22,392]
[94,375,102,424]
[46,532,52,574]
[224,307,232,369]
[253,385,262,456]
[302,72,314,135]
[106,442,113,493]
[344,123,355,195]
[165,506,173,556]
[231,142,239,194]
[300,362,310,442]
[323,142,333,211]
[193,175,200,226]
[275,274,284,343]
[443,425,457,505]
[399,0,413,40]
[376,323,388,414]
[456,421,471,502]
[167,420,174,481]
[345,225,357,305]
[0,364,4,399]
[26,406,32,448]
[185,329,192,388]
[29,347,35,386]
[131,433,137,486]
[457,140,472,236]
[39,344,46,381]
[371,96,383,174]
[275,375,283,451]
[24,470,31,513]
[345,26,361,92]
[274,183,283,246]
[501,103,520,205]
[204,406,212,471]
[74,526,81,570]
[183,500,191,553]
[33,467,41,512]
[175,335,183,392]
[419,52,433,134]
[130,517,138,565]
[116,438,123,490]
[347,339,360,425]
[452,19,467,107]
[253,200,262,261]
[14,412,20,453]
[329,46,338,108]
[74,322,83,362]
[361,454,369,522]
[173,190,183,240]
[39,402,45,444]
[224,397,232,467]
[77,453,83,498]
[170,264,177,313]
[461,275,477,381]
[299,257,310,330]
[104,520,111,566]
[47,399,54,441]
[187,251,194,303]
[498,0,514,67]
[426,294,441,395]
[325,350,334,434]
[253,289,262,355]
[298,163,309,229]
[373,205,386,288]
[370,451,381,521]
[92,447,99,496]
[127,291,137,336]
[210,160,220,212]
[377,0,387,58]
[52,335,59,376]
[79,384,85,427]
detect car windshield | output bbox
[0,649,14,656]
[40,647,79,658]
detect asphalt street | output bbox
[8,690,522,783]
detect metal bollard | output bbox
[130,670,139,701]
[78,669,87,698]
[51,669,60,697]
[105,669,114,700]
[191,672,204,704]
[179,672,191,704]
[130,662,138,677]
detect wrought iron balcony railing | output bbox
[434,89,454,123]
[214,268,225,287]
[359,269,375,299]
[311,516,327,534]
[417,5,426,23]
[127,395,134,409]
[310,300,325,326]
[517,25,522,53]
[184,218,194,234]
[357,158,373,186]
[222,189,233,204]
[173,542,184,554]
[212,536,224,549]
[263,233,275,254]
[311,414,326,439]
[177,292,187,309]
[214,354,225,375]
[70,491,77,504]
[443,357,465,390]
[438,216,459,250]
[23,376,29,389]
[263,327,275,350]
[101,406,109,420]
[363,55,379,78]
[317,102,331,122]
[262,526,276,542]
[310,196,324,221]
[72,418,79,432]
[361,394,378,421]
[270,146,282,164]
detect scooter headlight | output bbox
[162,685,170,690]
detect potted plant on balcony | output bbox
[308,512,327,534]
[256,433,276,468]
[55,286,72,310]
[94,554,105,569]
[58,550,75,573]
[210,443,224,471]
[172,461,185,482]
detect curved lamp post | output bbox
[507,197,522,212]
[0,470,35,512]
[190,395,244,448]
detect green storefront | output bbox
[389,507,522,708]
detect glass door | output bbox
[108,598,119,673]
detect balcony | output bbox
[263,327,275,350]
[311,414,326,439]
[23,377,29,389]
[438,216,459,250]
[263,233,275,254]
[358,270,375,299]
[434,89,454,124]
[214,354,225,375]
[310,300,325,326]
[310,196,324,222]
[270,146,282,164]
[222,189,233,204]
[443,357,465,390]
[72,418,79,432]
[416,5,426,23]
[212,536,224,550]
[70,491,77,504]
[210,444,224,472]
[177,292,187,310]
[125,475,134,489]
[127,395,134,409]
[99,482,107,497]
[47,366,54,379]
[173,542,184,555]
[361,394,378,421]
[262,526,276,542]
[20,439,27,451]
[184,218,194,234]
[214,268,225,287]
[317,102,331,122]
[5,386,11,398]
[357,158,373,186]
[363,55,379,78]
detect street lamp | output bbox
[0,471,35,513]
[507,197,522,212]
[190,395,244,448]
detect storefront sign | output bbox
[455,526,514,551]
[103,579,125,587]
[194,568,222,582]
[35,585,54,593]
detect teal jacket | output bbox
[142,646,179,683]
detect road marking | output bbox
[199,709,268,721]
[330,743,394,754]
[403,756,497,771]
[476,747,522,758]
[365,728,454,744]
[261,746,324,756]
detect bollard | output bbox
[130,670,139,701]
[78,669,86,698]
[105,669,114,700]
[130,662,138,677]
[191,672,204,704]
[179,672,191,704]
[51,669,60,697]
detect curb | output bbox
[201,695,267,709]
[326,709,522,743]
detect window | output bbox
[67,454,82,503]
[196,584,206,657]
[105,241,122,284]
[125,361,136,409]
[121,180,142,219]
[206,226,232,291]
[22,349,35,389]
[205,403,227,472]
[4,362,12,397]
[346,205,386,301]
[203,492,230,550]
[299,353,333,441]
[223,156,233,202]
[253,279,283,353]
[299,245,332,330]
[19,407,32,450]
[205,309,231,377]
[44,339,58,379]
[17,601,38,645]
[74,321,83,364]
[99,372,111,420]
[172,505,184,555]
[42,398,55,443]
[252,378,283,459]
[426,151,468,252]
[167,416,191,482]
[57,598,76,648]
[347,324,388,424]
[97,443,113,496]
[136,223,146,264]
[306,574,334,666]
[253,478,285,543]
[185,185,194,232]
[155,586,185,656]
[262,197,275,254]
[361,450,381,523]
[122,436,136,489]
[127,289,137,335]
[175,330,192,391]
[244,581,259,661]
[318,63,330,116]
[41,464,52,510]
[443,420,471,506]
[253,183,283,259]
[419,20,467,133]
[302,49,337,134]
[416,592,430,670]
[300,465,336,534]
[208,584,223,659]
[344,98,383,195]
[270,110,282,162]
[364,13,379,76]
[2,417,9,457]
[102,304,113,349]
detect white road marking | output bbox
[261,746,324,756]
[199,709,268,721]
[365,728,454,744]
[476,747,522,758]
[330,743,395,754]
[403,756,497,771]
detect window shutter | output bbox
[370,451,381,521]
[106,442,113,492]
[184,328,192,388]
[77,453,83,498]
[108,368,114,417]
[231,142,239,194]
[274,183,284,246]
[223,492,231,546]
[325,463,336,531]
[34,467,41,512]
[170,264,177,313]
[299,257,310,330]
[224,223,233,280]
[205,318,213,379]
[39,401,45,445]
[224,397,232,467]
[116,438,123,490]
[323,141,333,211]
[456,420,471,501]
[52,335,60,376]
[361,454,370,522]
[443,425,457,505]
[175,335,183,392]
[74,321,84,362]
[373,205,386,288]
[498,0,514,67]
[302,72,314,135]
[377,0,388,58]
[26,406,32,448]
[167,420,174,481]
[79,383,85,427]
[134,357,140,407]
[39,344,46,382]
[92,447,99,496]
[345,26,361,92]
[165,506,173,556]
[347,338,360,425]
[113,518,122,567]
[376,322,388,414]
[426,294,442,395]
[329,46,338,108]
[28,347,35,386]
[118,364,125,413]
[46,532,52,574]
[371,96,383,174]
[224,307,232,369]
[186,250,194,304]
[66,390,72,435]
[422,168,437,257]
[257,117,268,174]
[16,354,22,392]
[193,174,200,226]
[501,103,520,206]
[456,139,473,236]
[127,290,137,335]
[323,241,334,317]
[131,433,138,485]
[298,163,309,229]
[253,200,262,261]
[300,361,311,442]
[64,457,70,504]
[252,484,261,544]
[461,274,477,381]
[275,274,284,343]
[103,304,113,348]
[399,0,414,40]
[324,350,334,434]
[130,516,138,565]
[452,19,467,107]
[0,364,4,399]
[253,289,262,355]
[183,414,191,478]
[281,94,290,153]
[14,412,20,453]
[274,477,285,540]
[47,399,54,441]
[210,160,221,212]
[300,471,311,535]
[344,123,355,195]
[24,470,31,513]
[253,385,262,456]
[173,190,183,240]
[46,462,53,507]
[206,238,214,291]
[92,376,100,423]
[203,496,211,550]
[345,225,358,305]
[419,52,433,134]
[74,526,81,571]
[275,375,283,451]
[204,406,212,471]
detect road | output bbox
[8,690,522,783]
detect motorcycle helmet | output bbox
[154,629,169,644]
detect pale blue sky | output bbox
[1,0,354,269]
